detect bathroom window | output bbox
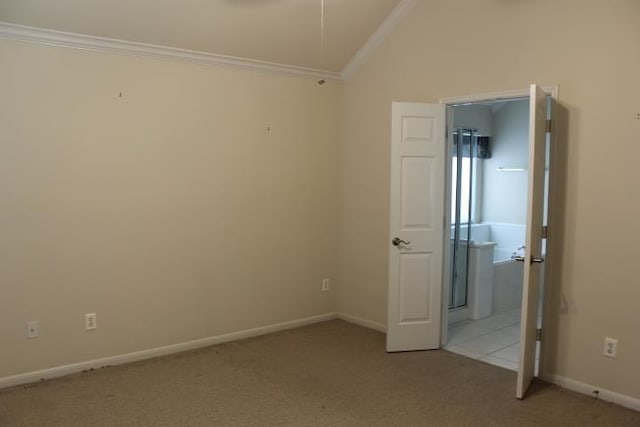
[451,156,482,225]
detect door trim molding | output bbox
[439,86,558,105]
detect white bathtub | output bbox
[492,248,523,312]
[448,222,529,318]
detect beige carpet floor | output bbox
[1,320,639,426]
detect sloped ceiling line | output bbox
[0,0,415,81]
[340,0,416,80]
[0,22,342,79]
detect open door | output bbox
[387,102,446,352]
[516,85,548,398]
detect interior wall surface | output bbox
[0,39,340,378]
[337,0,640,399]
[482,99,529,224]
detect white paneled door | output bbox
[516,85,548,398]
[387,103,446,352]
[387,87,551,399]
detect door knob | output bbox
[392,237,411,246]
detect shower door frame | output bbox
[439,85,559,380]
[449,128,479,314]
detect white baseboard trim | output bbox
[13,313,636,414]
[0,312,338,390]
[542,373,640,412]
[336,312,387,333]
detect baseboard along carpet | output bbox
[1,320,638,426]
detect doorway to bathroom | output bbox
[386,84,554,398]
[442,94,551,381]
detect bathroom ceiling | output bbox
[0,0,402,72]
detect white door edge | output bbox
[440,105,455,346]
[516,84,548,398]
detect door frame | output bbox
[438,86,559,378]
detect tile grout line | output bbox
[482,343,520,362]
[447,322,520,347]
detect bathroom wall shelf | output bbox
[497,167,527,172]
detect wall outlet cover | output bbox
[603,337,618,359]
[85,313,97,331]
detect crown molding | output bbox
[340,0,417,80]
[0,22,341,80]
[1,0,418,83]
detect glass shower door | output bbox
[449,129,476,310]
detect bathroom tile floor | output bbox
[444,308,522,371]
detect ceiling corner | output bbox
[340,0,417,81]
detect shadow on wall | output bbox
[540,101,572,377]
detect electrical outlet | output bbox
[26,321,39,339]
[603,337,618,358]
[321,278,330,292]
[85,313,97,331]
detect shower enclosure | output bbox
[449,129,478,311]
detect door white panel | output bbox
[387,102,445,352]
[516,85,548,398]
[402,116,435,143]
[399,253,432,322]
[401,158,433,228]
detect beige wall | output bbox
[2,0,640,402]
[337,0,640,399]
[0,39,339,378]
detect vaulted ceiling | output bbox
[0,0,403,72]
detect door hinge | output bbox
[541,226,548,239]
[536,328,543,341]
[545,119,552,133]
